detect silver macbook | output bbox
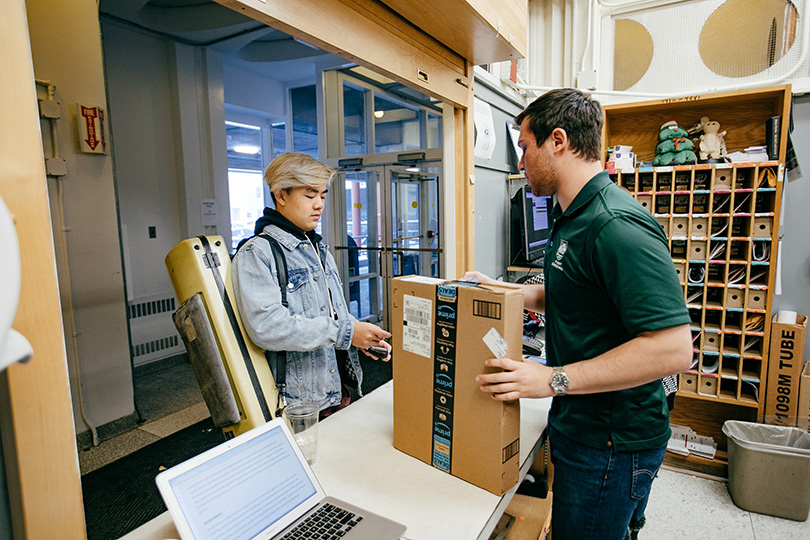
[156,417,407,540]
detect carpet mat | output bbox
[82,417,226,540]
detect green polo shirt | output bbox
[544,171,690,451]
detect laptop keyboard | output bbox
[280,502,364,539]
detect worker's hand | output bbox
[476,357,553,400]
[460,270,496,285]
[352,322,392,361]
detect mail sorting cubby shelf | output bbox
[608,162,780,408]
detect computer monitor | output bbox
[510,186,553,266]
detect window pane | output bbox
[374,95,420,153]
[271,123,286,158]
[427,112,442,149]
[343,83,366,156]
[291,85,318,158]
[228,169,265,251]
[226,122,262,170]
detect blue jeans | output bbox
[548,425,667,540]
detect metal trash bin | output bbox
[722,420,810,521]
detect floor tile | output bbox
[139,402,210,438]
[78,428,160,475]
[644,468,755,539]
[750,509,810,539]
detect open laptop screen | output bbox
[165,423,318,540]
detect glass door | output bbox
[389,168,441,279]
[333,164,441,330]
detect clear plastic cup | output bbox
[286,401,319,465]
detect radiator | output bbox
[128,293,185,367]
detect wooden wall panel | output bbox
[380,0,527,64]
[217,0,472,108]
[0,1,86,539]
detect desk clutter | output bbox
[667,424,717,460]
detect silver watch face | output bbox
[551,369,568,395]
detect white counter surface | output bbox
[120,381,550,540]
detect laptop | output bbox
[156,417,407,540]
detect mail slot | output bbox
[691,217,709,236]
[714,169,732,190]
[699,375,719,396]
[680,373,698,393]
[747,289,766,310]
[753,217,772,238]
[671,217,688,235]
[726,289,744,308]
[690,240,707,260]
[704,331,720,351]
[637,194,653,212]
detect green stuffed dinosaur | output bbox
[653,120,697,166]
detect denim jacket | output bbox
[231,223,363,410]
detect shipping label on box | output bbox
[764,314,807,426]
[798,361,810,433]
[392,276,523,495]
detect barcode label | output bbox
[473,299,501,320]
[502,438,520,463]
[403,295,432,358]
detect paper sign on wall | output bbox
[201,199,219,226]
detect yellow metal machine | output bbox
[165,235,280,439]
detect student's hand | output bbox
[352,322,392,361]
[460,270,496,285]
[361,340,392,362]
[476,357,553,400]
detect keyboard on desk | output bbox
[281,502,364,539]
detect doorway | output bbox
[329,160,442,331]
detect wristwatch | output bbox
[549,367,569,396]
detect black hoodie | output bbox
[254,206,322,244]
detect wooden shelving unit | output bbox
[601,85,792,476]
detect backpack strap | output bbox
[258,233,288,308]
[255,233,289,415]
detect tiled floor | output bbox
[78,361,810,537]
[78,359,208,475]
[645,468,809,538]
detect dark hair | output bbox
[513,88,603,162]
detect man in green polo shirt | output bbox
[467,88,691,540]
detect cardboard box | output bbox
[798,361,810,433]
[391,276,523,495]
[502,493,553,540]
[764,314,807,426]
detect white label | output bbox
[483,327,508,358]
[403,295,432,358]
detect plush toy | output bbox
[653,120,697,166]
[697,116,726,160]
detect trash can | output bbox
[722,420,810,521]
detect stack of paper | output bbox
[744,146,769,161]
[668,424,717,459]
[726,146,770,162]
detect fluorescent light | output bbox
[233,144,260,155]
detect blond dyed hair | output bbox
[264,153,336,198]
